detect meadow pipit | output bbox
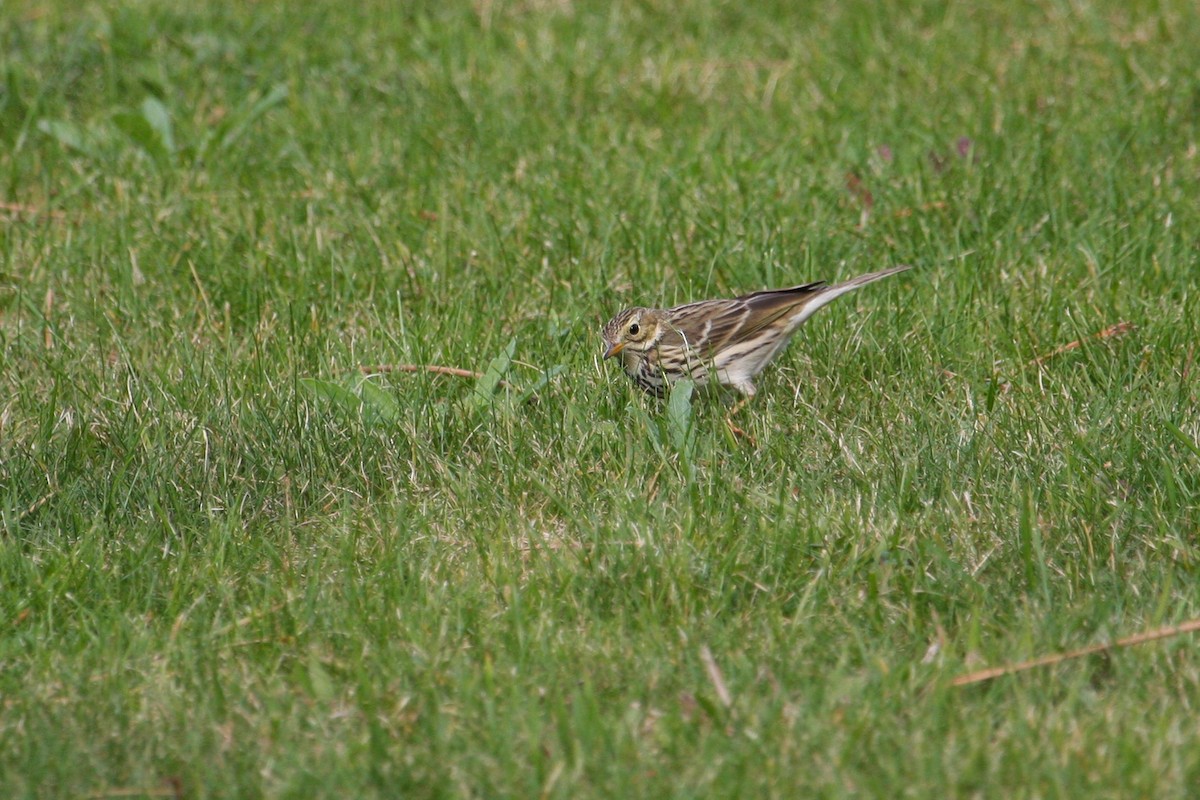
[602,265,911,425]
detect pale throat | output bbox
[619,347,646,373]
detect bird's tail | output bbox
[788,264,911,328]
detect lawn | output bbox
[2,0,1199,797]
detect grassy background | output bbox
[2,0,1199,796]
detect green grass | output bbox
[3,0,1199,796]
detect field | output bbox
[2,0,1199,796]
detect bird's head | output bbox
[601,308,664,361]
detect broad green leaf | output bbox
[667,378,695,454]
[472,338,516,409]
[113,109,170,164]
[299,377,363,416]
[37,119,96,157]
[353,375,402,425]
[306,652,336,701]
[139,96,175,155]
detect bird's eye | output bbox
[628,323,640,336]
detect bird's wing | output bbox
[660,283,828,358]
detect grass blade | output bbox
[1165,421,1200,461]
[214,83,289,154]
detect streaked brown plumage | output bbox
[601,265,910,399]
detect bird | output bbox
[601,265,911,410]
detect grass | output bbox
[2,0,1199,796]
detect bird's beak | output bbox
[603,341,625,360]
